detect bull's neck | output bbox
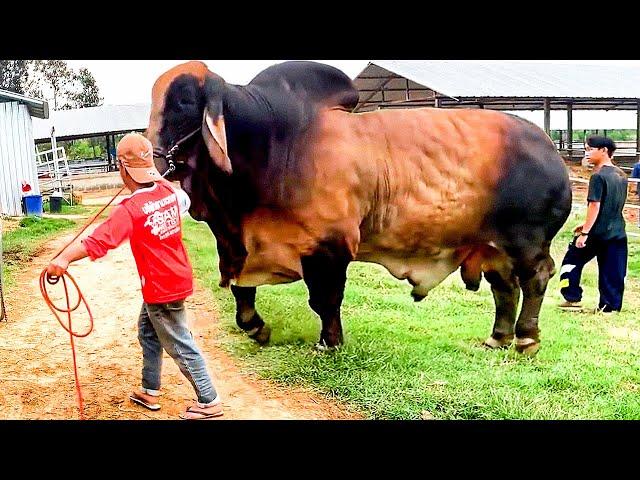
[222,83,273,141]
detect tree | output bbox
[0,60,46,98]
[66,139,103,159]
[31,61,103,110]
[64,68,103,109]
[8,60,105,110]
[0,60,32,94]
[33,60,75,110]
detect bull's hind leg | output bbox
[230,285,271,345]
[483,266,520,349]
[513,243,556,356]
[301,236,353,350]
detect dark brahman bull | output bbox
[146,61,572,355]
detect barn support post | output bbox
[567,103,573,160]
[106,134,112,170]
[111,134,117,170]
[51,127,61,194]
[543,98,551,137]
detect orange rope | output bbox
[39,186,125,420]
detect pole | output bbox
[1,214,6,321]
[567,103,573,160]
[543,98,551,137]
[51,127,61,194]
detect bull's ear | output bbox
[202,108,232,174]
[202,72,232,174]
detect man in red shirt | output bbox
[47,132,222,420]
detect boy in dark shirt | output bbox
[558,136,628,313]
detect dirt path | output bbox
[0,229,363,420]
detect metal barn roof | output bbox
[0,89,49,119]
[354,61,640,112]
[32,103,150,142]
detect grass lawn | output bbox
[1,216,79,291]
[184,212,639,419]
[42,199,94,216]
[1,201,98,291]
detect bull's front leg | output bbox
[301,236,352,350]
[230,285,271,345]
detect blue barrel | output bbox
[22,194,43,217]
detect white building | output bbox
[0,89,49,216]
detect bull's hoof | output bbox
[411,293,426,302]
[314,339,341,352]
[248,324,271,345]
[464,282,481,292]
[514,337,540,356]
[483,335,514,349]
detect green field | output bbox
[1,216,79,291]
[186,214,639,418]
[42,199,94,216]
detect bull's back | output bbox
[311,107,569,251]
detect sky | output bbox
[56,60,640,131]
[65,59,640,106]
[65,60,369,105]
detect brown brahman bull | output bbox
[146,61,572,355]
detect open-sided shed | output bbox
[353,61,640,160]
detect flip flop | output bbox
[179,405,223,420]
[129,391,161,411]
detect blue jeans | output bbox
[559,236,627,312]
[137,301,218,404]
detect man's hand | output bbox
[47,257,70,278]
[576,233,588,249]
[44,239,90,278]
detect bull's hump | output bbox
[249,61,359,112]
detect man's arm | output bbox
[632,165,640,194]
[46,238,89,277]
[576,201,600,248]
[46,204,133,277]
[582,201,601,234]
[581,173,604,231]
[174,185,191,216]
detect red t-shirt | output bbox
[82,181,194,304]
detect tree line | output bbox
[0,60,102,110]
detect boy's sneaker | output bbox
[558,300,583,311]
[593,306,617,315]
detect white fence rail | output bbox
[35,145,74,205]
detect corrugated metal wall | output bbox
[0,102,40,216]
